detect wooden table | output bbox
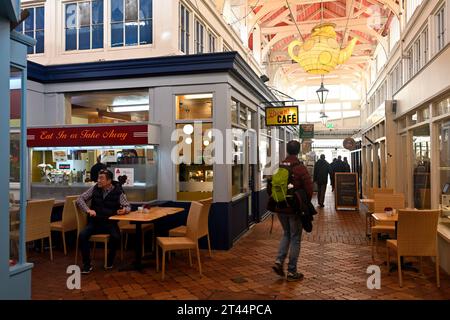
[371,211,418,272]
[110,207,184,271]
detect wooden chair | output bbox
[371,193,405,260]
[156,201,203,280]
[11,199,55,261]
[118,220,155,260]
[169,197,213,257]
[73,200,110,269]
[386,209,440,287]
[50,195,79,255]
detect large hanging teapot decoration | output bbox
[288,23,358,75]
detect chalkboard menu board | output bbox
[335,173,359,210]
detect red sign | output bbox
[27,125,148,147]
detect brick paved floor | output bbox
[31,190,450,300]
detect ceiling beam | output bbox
[261,16,387,34]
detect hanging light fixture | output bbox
[316,81,329,105]
[287,0,357,75]
[320,111,329,126]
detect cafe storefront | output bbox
[26,123,160,202]
[26,52,296,250]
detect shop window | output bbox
[175,123,213,201]
[65,0,104,51]
[111,0,152,47]
[16,6,45,54]
[435,96,450,117]
[176,93,212,120]
[232,128,246,197]
[231,100,238,125]
[30,146,158,201]
[179,3,190,54]
[259,131,275,186]
[413,126,431,209]
[70,90,149,123]
[9,68,23,266]
[194,19,205,53]
[439,121,450,205]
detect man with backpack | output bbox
[269,140,313,282]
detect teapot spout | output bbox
[338,37,358,64]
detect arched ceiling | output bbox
[229,0,401,88]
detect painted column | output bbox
[153,86,176,201]
[213,83,232,203]
[431,120,440,209]
[0,17,11,299]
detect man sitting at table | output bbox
[76,169,130,274]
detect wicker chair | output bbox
[11,199,55,261]
[168,197,213,257]
[371,193,405,260]
[73,200,111,269]
[386,209,440,287]
[156,201,203,280]
[365,188,394,236]
[50,195,79,255]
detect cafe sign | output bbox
[27,124,149,147]
[265,106,299,126]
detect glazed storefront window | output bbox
[439,121,450,204]
[176,93,212,120]
[10,68,23,265]
[413,126,431,209]
[175,123,213,201]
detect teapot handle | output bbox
[288,40,303,63]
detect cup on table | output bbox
[143,208,150,214]
[384,207,394,217]
[138,206,144,213]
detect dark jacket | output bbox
[313,159,331,185]
[282,155,313,199]
[90,181,124,222]
[294,189,317,232]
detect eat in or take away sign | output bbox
[265,106,299,126]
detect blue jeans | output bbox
[276,213,302,274]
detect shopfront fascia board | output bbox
[27,123,160,148]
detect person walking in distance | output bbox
[271,141,313,282]
[90,155,106,183]
[313,154,331,208]
[343,157,351,172]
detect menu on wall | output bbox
[335,172,359,210]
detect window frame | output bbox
[435,5,446,52]
[64,0,105,52]
[194,18,205,54]
[17,5,45,55]
[109,0,153,49]
[207,30,216,53]
[179,3,191,54]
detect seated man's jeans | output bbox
[79,220,121,266]
[276,213,303,274]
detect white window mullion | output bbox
[137,0,140,45]
[123,0,126,46]
[76,3,79,50]
[90,1,93,49]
